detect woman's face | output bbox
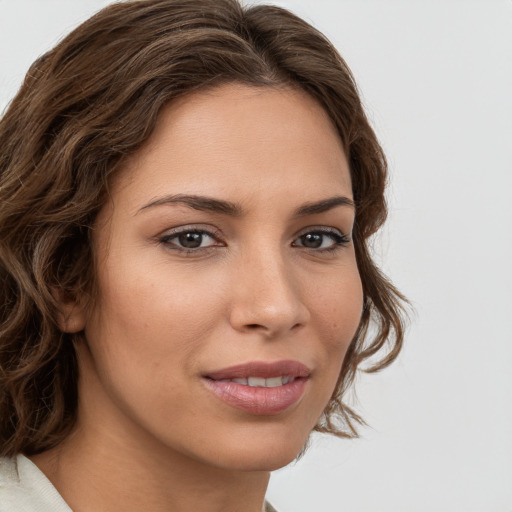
[74,83,363,471]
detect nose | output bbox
[228,249,310,338]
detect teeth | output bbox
[248,377,266,387]
[265,377,284,388]
[224,376,296,387]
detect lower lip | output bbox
[203,378,308,415]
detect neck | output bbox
[30,428,270,512]
[30,347,271,512]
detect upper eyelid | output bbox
[294,225,349,238]
[292,227,351,250]
[158,227,224,252]
[159,224,224,239]
[157,224,350,244]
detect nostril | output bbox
[244,322,303,333]
[246,323,262,330]
[230,291,310,335]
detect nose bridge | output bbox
[229,243,309,336]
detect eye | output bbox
[159,228,221,251]
[293,229,349,251]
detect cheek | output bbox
[84,256,226,383]
[308,264,363,382]
[81,263,224,432]
[312,264,363,341]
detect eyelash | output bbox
[158,227,223,254]
[292,228,350,252]
[158,226,350,254]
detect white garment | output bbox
[0,455,71,512]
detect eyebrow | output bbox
[138,193,354,217]
[139,194,243,216]
[293,196,355,217]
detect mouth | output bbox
[215,376,297,387]
[202,360,310,415]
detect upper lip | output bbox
[204,360,311,380]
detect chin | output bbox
[220,449,302,473]
[199,425,312,472]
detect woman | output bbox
[0,0,406,510]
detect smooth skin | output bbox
[32,84,363,512]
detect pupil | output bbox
[302,233,322,248]
[179,232,202,248]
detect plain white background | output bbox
[1,1,511,511]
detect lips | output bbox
[203,360,310,415]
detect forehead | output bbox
[112,83,352,210]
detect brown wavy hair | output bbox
[0,0,406,457]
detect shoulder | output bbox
[265,502,279,512]
[0,455,71,512]
[0,456,22,511]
